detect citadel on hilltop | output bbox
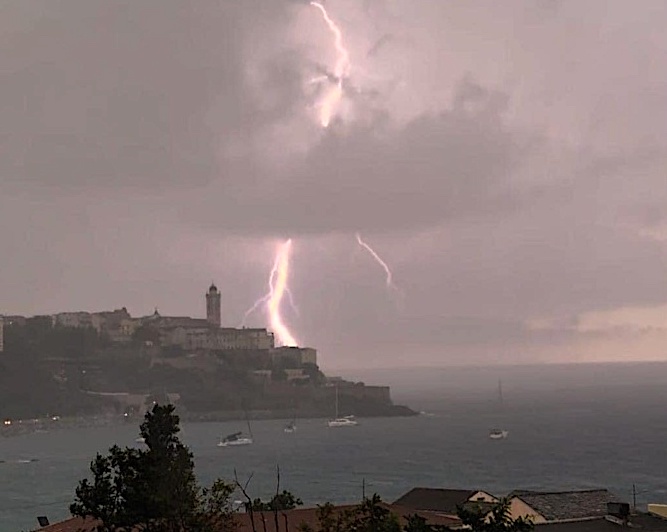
[0,284,414,422]
[47,283,317,367]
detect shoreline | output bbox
[0,405,417,438]
[183,403,417,422]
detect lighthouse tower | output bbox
[206,283,221,327]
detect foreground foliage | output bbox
[70,404,235,532]
[457,498,533,532]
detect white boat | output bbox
[328,415,358,427]
[327,387,358,427]
[489,429,509,439]
[218,432,253,447]
[218,414,254,447]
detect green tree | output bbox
[249,490,304,512]
[70,404,236,532]
[457,498,533,532]
[314,495,400,532]
[315,502,342,532]
[402,514,449,532]
[271,490,304,511]
[345,495,401,532]
[199,480,239,532]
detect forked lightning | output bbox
[310,1,351,127]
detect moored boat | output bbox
[489,429,509,440]
[327,387,358,428]
[217,431,253,447]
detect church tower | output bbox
[206,283,221,327]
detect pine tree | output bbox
[70,404,236,532]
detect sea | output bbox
[2,362,667,532]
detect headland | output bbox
[0,283,415,429]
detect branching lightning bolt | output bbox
[241,294,270,326]
[242,287,298,326]
[242,240,299,347]
[356,233,396,290]
[310,1,351,127]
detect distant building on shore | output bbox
[9,283,314,356]
[271,346,317,366]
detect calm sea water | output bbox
[2,363,667,532]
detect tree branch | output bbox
[234,469,257,532]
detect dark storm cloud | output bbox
[1,0,530,238]
[1,1,292,189]
[3,0,667,366]
[182,78,530,235]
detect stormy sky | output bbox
[2,0,667,368]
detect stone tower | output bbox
[206,283,221,327]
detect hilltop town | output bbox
[0,284,414,423]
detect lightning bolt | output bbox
[268,239,299,346]
[356,232,396,290]
[310,1,351,127]
[241,293,270,326]
[242,286,299,326]
[243,240,299,345]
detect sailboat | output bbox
[218,413,254,447]
[327,386,358,427]
[284,411,297,433]
[217,431,253,447]
[489,379,509,440]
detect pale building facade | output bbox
[216,328,275,350]
[508,496,547,524]
[161,326,275,351]
[55,311,94,329]
[271,346,318,366]
[648,504,667,519]
[54,308,132,339]
[467,491,498,503]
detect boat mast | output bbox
[335,385,339,418]
[498,379,503,408]
[245,410,254,439]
